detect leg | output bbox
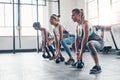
[48,45,55,56]
[61,38,75,65]
[44,46,51,58]
[48,45,56,60]
[47,40,55,57]
[87,40,104,74]
[61,38,73,58]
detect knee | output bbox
[87,41,93,48]
[61,39,65,45]
[87,42,97,56]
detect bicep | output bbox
[83,23,89,38]
[59,26,63,38]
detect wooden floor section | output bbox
[0,51,120,80]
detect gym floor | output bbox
[0,51,120,80]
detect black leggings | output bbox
[44,45,55,56]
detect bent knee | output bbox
[87,42,97,56]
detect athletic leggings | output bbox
[44,45,55,56]
[87,40,104,56]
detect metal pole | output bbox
[45,0,47,6]
[12,0,15,53]
[97,0,99,25]
[110,30,118,50]
[36,0,40,52]
[18,0,21,48]
[58,0,60,15]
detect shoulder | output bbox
[58,24,64,30]
[83,21,91,31]
[42,28,48,33]
[83,21,88,28]
[84,20,89,25]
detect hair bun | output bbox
[80,9,84,12]
[57,15,60,18]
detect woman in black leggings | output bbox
[33,22,55,60]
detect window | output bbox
[0,0,45,36]
[87,0,111,25]
[112,0,120,25]
[99,0,111,25]
[87,0,98,25]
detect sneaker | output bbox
[49,56,55,60]
[42,54,51,58]
[65,59,75,65]
[45,55,51,58]
[72,61,79,68]
[90,65,101,74]
[42,54,46,58]
[60,57,65,62]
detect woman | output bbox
[50,14,75,64]
[71,8,104,74]
[33,22,55,60]
[61,31,75,65]
[49,14,65,63]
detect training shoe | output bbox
[42,54,51,58]
[42,53,46,58]
[72,61,78,68]
[60,57,65,62]
[45,55,51,58]
[90,65,101,74]
[49,56,55,60]
[65,59,75,65]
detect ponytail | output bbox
[80,9,85,20]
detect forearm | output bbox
[75,37,79,54]
[44,29,48,43]
[80,37,88,54]
[42,40,46,51]
[55,39,60,54]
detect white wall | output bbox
[60,0,87,34]
[60,0,87,33]
[47,0,77,34]
[46,0,87,34]
[60,0,76,33]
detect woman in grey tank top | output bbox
[71,8,103,74]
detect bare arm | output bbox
[75,28,80,54]
[53,30,59,57]
[59,25,64,41]
[44,29,49,45]
[79,22,89,59]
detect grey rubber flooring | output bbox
[0,51,120,80]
